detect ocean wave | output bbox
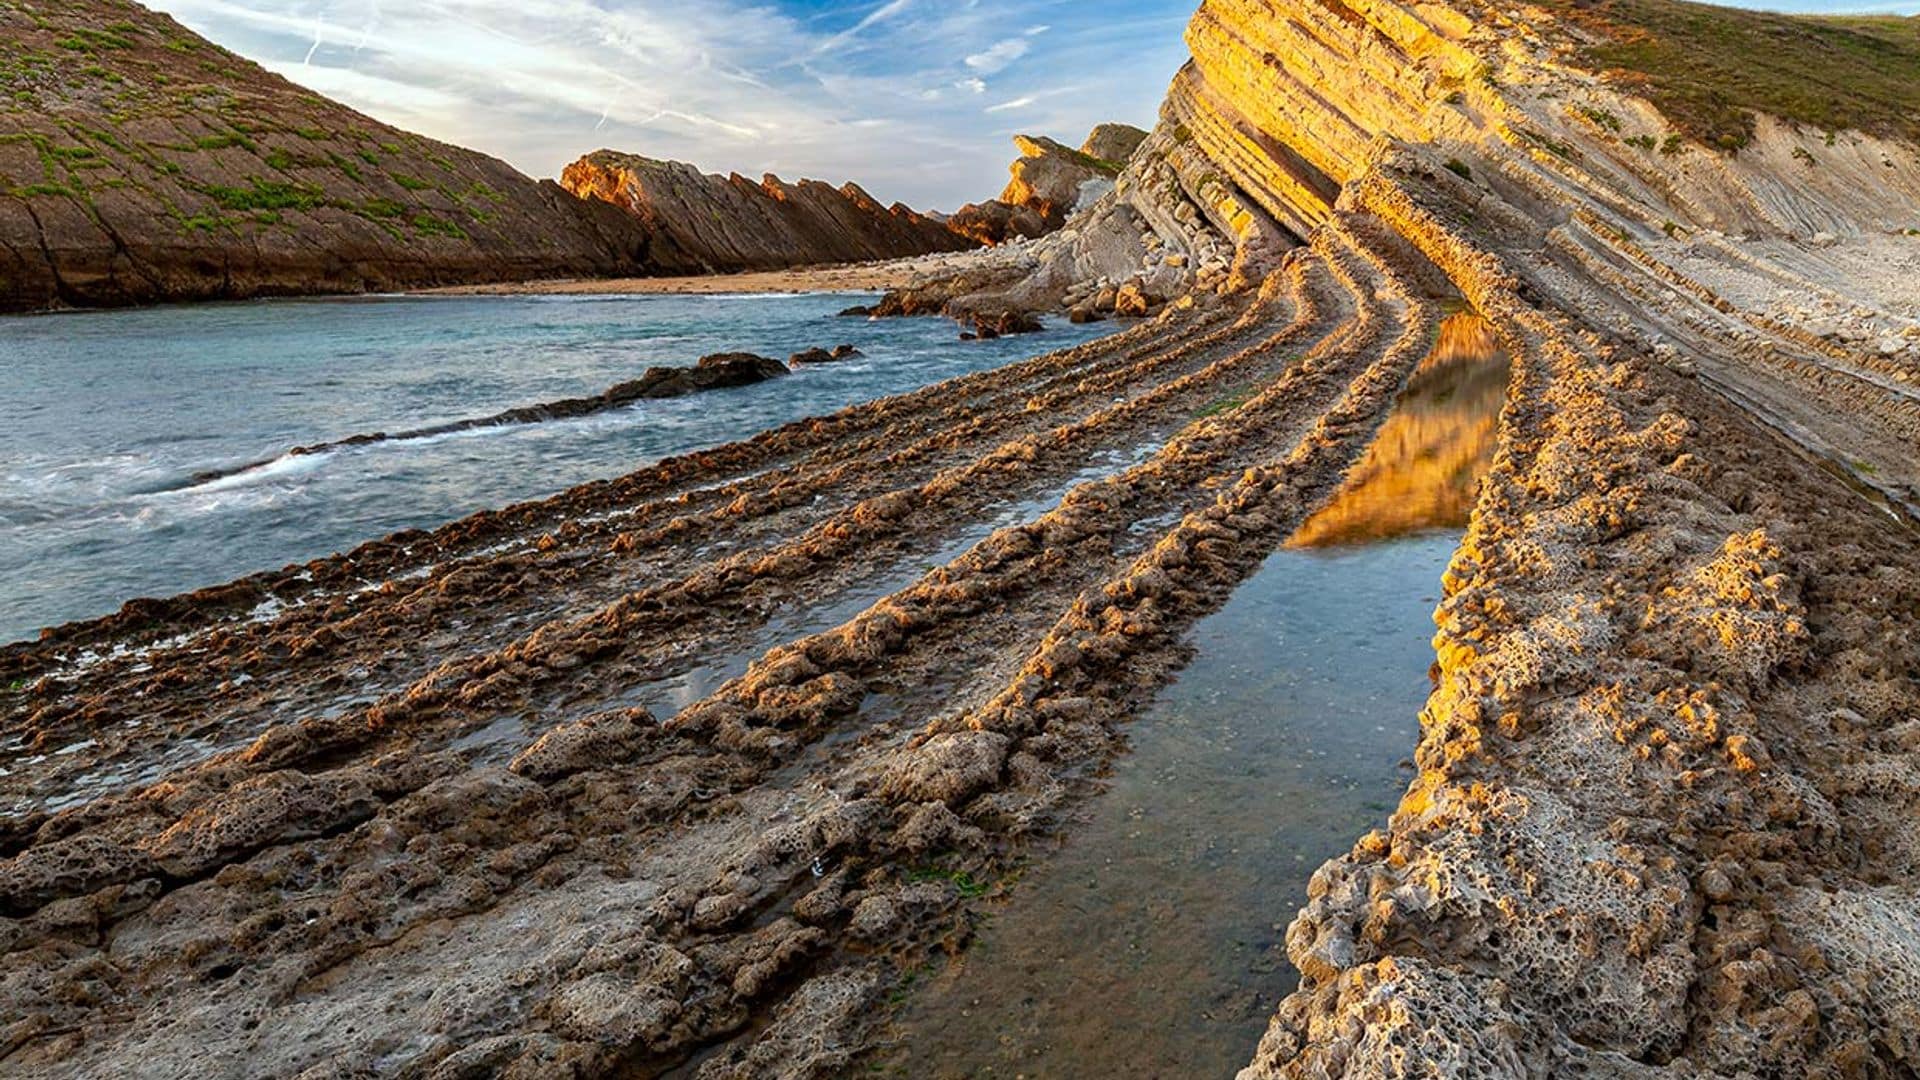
[155,352,796,494]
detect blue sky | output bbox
[147,0,1916,211]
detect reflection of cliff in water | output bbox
[1287,312,1509,548]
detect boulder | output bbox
[962,309,1044,339]
[1081,123,1150,165]
[788,345,863,367]
[946,199,1050,246]
[1113,282,1154,317]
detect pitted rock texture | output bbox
[0,0,652,312]
[558,151,977,274]
[5,0,1920,1076]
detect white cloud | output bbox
[144,0,1191,210]
[964,37,1030,73]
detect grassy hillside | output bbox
[1533,0,1920,150]
[0,0,643,308]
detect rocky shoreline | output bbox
[5,0,1920,1075]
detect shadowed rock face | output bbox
[0,0,653,312]
[559,151,979,274]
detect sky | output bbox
[147,0,1917,212]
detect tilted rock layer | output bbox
[4,0,1920,1077]
[0,0,652,311]
[558,151,977,274]
[949,125,1148,246]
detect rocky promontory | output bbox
[559,151,977,274]
[0,0,655,311]
[948,124,1148,246]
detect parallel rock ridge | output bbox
[5,0,1920,1077]
[0,0,651,311]
[558,151,978,274]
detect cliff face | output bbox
[897,0,1920,1074]
[0,0,653,312]
[1044,1,1920,1076]
[559,151,977,274]
[948,125,1149,246]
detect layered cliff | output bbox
[948,124,1149,245]
[1091,1,1920,1075]
[3,1,1919,1077]
[0,0,655,311]
[558,151,977,274]
[884,0,1920,1073]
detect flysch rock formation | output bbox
[558,151,978,274]
[4,0,1920,1077]
[947,123,1150,245]
[0,0,652,311]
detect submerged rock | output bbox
[788,345,863,367]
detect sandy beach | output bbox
[422,252,968,298]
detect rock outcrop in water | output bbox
[0,0,653,312]
[178,353,792,489]
[558,152,977,274]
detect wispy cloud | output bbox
[146,0,1195,209]
[964,38,1030,74]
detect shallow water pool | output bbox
[870,314,1508,1078]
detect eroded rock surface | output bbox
[947,125,1148,246]
[4,0,1920,1076]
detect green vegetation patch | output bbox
[1196,392,1251,419]
[1532,0,1920,151]
[193,132,254,152]
[906,864,990,899]
[410,212,468,239]
[199,178,323,212]
[57,27,138,53]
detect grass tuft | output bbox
[1534,0,1920,151]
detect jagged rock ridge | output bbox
[0,0,653,312]
[948,124,1148,246]
[558,151,977,274]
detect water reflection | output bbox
[867,312,1511,1079]
[1289,313,1508,548]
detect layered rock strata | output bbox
[0,0,651,311]
[4,0,1920,1076]
[558,152,976,274]
[948,125,1149,245]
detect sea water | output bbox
[0,292,1113,643]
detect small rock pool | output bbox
[868,314,1509,1077]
